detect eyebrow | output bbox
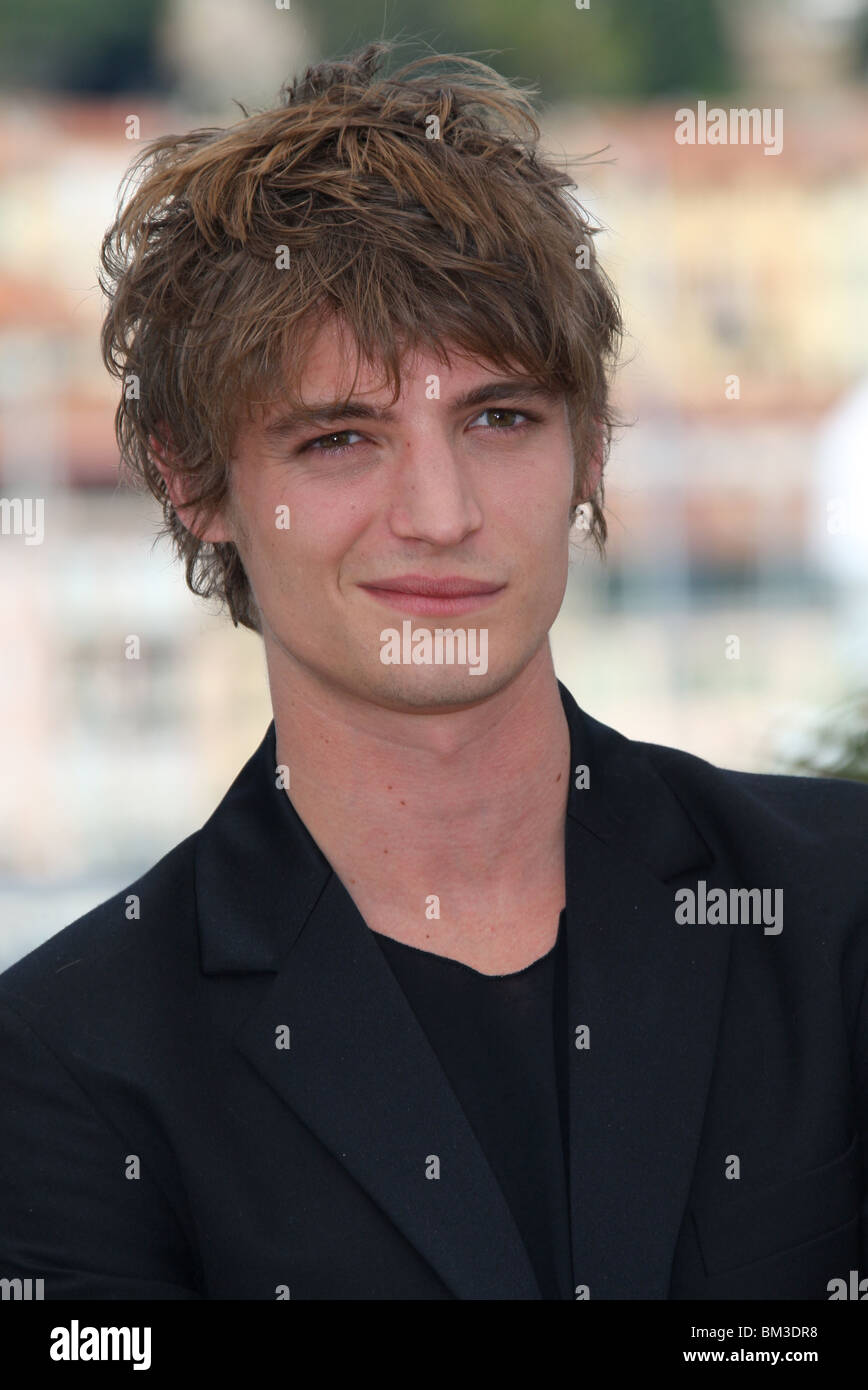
[259,378,561,441]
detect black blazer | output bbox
[2,680,867,1300]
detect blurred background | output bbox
[2,0,867,968]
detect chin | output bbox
[369,668,503,711]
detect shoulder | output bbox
[629,733,868,928]
[568,684,868,863]
[639,733,868,843]
[627,733,868,1051]
[576,689,868,858]
[0,830,200,1029]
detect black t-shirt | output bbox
[373,909,573,1300]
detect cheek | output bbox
[227,485,296,599]
[248,490,360,597]
[508,456,573,534]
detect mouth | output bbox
[358,574,507,616]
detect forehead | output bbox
[258,315,537,419]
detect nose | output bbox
[387,427,483,546]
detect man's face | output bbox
[207,317,576,711]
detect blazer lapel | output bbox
[196,724,541,1300]
[559,683,730,1297]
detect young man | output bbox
[1,43,866,1301]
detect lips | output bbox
[358,574,507,617]
[359,575,505,597]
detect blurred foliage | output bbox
[0,0,737,101]
[855,3,868,79]
[783,691,868,784]
[325,0,737,103]
[0,0,167,93]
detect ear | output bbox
[570,415,604,521]
[149,424,232,545]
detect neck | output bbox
[267,641,570,896]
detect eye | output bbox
[469,407,534,431]
[300,407,538,457]
[302,430,367,456]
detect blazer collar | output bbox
[196,679,711,976]
[195,680,726,1299]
